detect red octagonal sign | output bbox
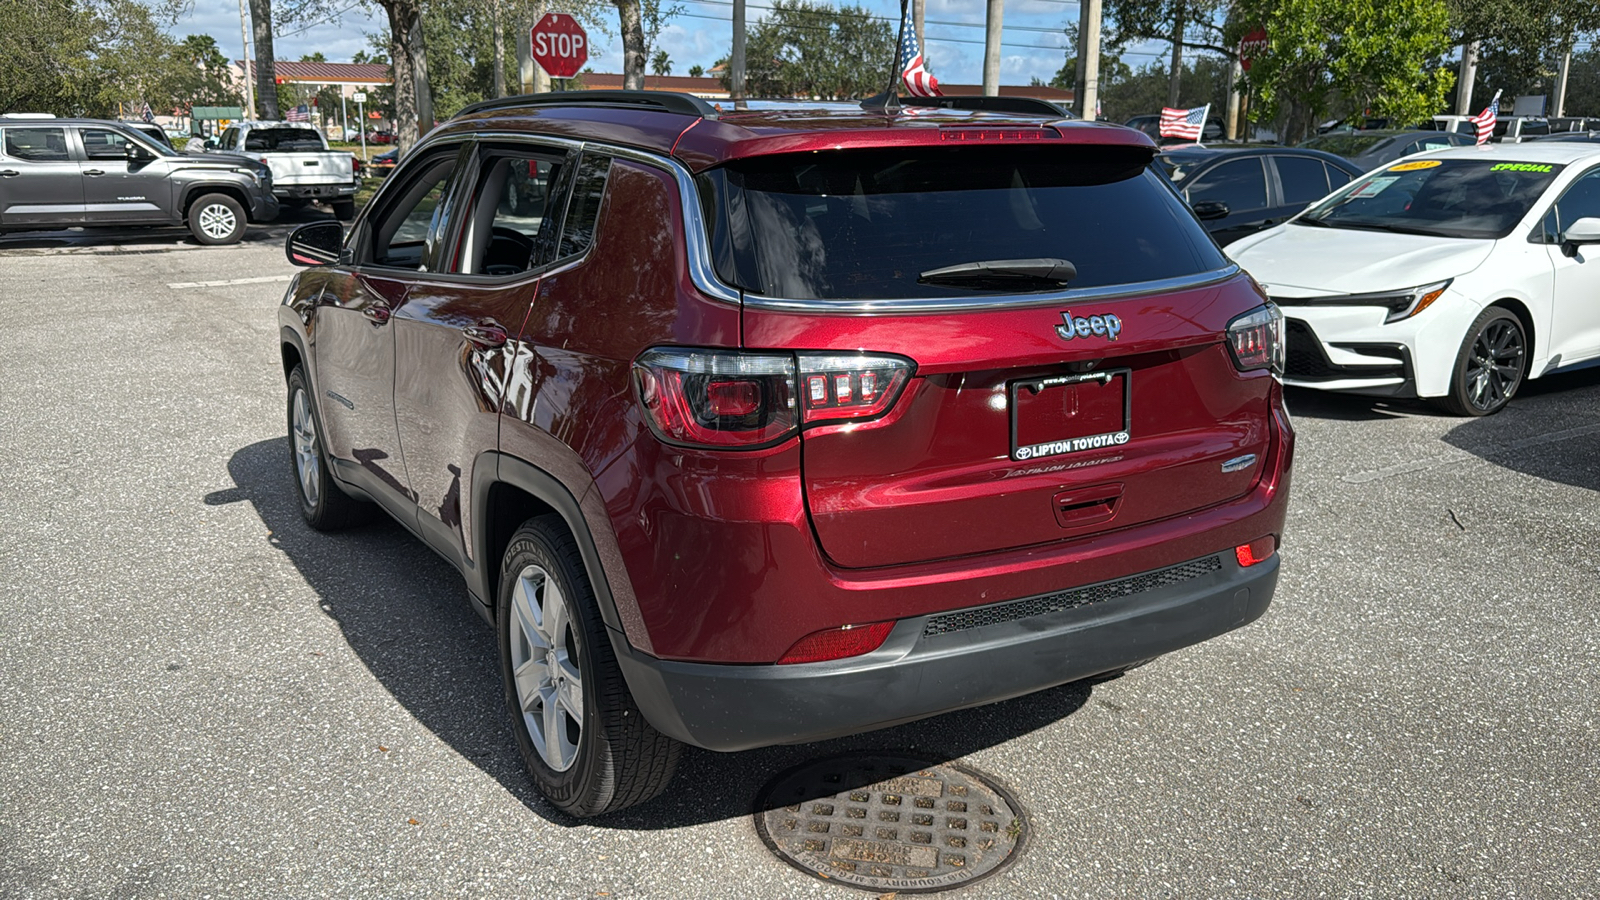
[531,14,588,79]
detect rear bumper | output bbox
[613,552,1278,752]
[275,184,357,200]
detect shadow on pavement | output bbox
[1439,366,1600,493]
[0,204,336,252]
[1283,387,1437,421]
[216,438,1096,829]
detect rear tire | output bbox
[187,192,246,245]
[1437,307,1526,416]
[286,366,368,530]
[331,199,356,221]
[498,515,680,817]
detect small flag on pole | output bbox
[1160,104,1210,142]
[898,4,941,97]
[286,104,311,122]
[140,101,153,123]
[1469,90,1501,145]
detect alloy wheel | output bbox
[290,388,320,507]
[1465,318,1524,412]
[509,564,584,772]
[198,203,237,241]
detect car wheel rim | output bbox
[291,388,320,507]
[199,203,236,239]
[1465,318,1524,411]
[510,564,583,773]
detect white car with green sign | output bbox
[1227,143,1600,415]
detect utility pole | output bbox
[982,0,1002,96]
[1554,44,1572,118]
[1456,42,1478,114]
[914,0,924,48]
[1079,0,1102,120]
[1167,4,1185,109]
[1225,59,1242,140]
[731,0,747,100]
[236,0,255,118]
[492,0,505,98]
[1073,0,1088,113]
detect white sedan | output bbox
[1227,143,1600,415]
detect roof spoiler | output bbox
[454,90,719,121]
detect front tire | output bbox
[188,192,246,245]
[1438,308,1526,416]
[498,515,680,817]
[286,366,368,529]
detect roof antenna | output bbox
[861,0,907,113]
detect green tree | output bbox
[1236,0,1456,141]
[171,34,244,109]
[688,64,704,78]
[714,1,895,100]
[651,49,671,76]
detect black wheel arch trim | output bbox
[471,451,626,637]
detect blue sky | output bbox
[169,0,1181,88]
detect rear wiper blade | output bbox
[918,257,1077,290]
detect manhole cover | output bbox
[754,753,1027,893]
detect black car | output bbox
[0,119,278,244]
[1298,129,1474,170]
[1158,145,1364,245]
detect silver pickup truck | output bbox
[192,122,357,219]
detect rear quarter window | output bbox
[699,145,1227,300]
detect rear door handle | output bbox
[362,303,391,324]
[0,170,18,177]
[83,169,105,176]
[462,323,508,348]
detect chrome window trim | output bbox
[412,128,1243,312]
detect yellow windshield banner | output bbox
[1389,160,1443,172]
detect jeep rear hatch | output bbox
[701,144,1280,569]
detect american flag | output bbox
[1469,90,1501,145]
[286,104,311,123]
[1160,104,1209,142]
[898,5,941,97]
[140,100,153,123]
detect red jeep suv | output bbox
[279,91,1294,817]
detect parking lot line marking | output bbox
[1344,422,1600,484]
[167,275,294,289]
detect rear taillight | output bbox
[1226,303,1284,376]
[634,349,796,448]
[634,348,914,449]
[797,355,913,423]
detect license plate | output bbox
[1009,369,1131,461]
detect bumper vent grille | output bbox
[922,555,1224,637]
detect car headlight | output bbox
[1331,280,1452,324]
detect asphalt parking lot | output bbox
[1,220,1596,899]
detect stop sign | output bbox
[531,14,588,79]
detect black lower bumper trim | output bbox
[612,554,1279,752]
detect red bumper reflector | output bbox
[1236,535,1278,568]
[777,621,895,665]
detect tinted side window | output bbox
[81,128,131,159]
[1276,156,1330,204]
[558,153,610,259]
[1186,158,1267,211]
[220,128,238,150]
[1325,164,1353,188]
[1553,168,1600,234]
[452,152,568,275]
[2,127,70,161]
[365,152,460,269]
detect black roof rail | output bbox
[900,95,1074,119]
[453,89,718,121]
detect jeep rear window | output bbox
[699,145,1227,300]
